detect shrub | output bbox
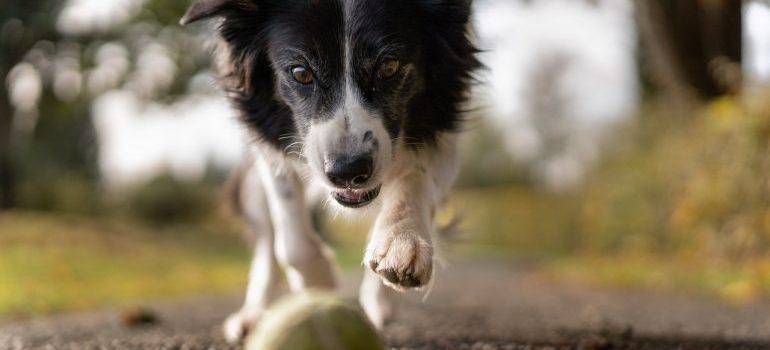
[577,94,770,262]
[126,175,215,226]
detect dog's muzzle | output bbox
[324,154,373,188]
[325,154,381,207]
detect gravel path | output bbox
[3,260,770,349]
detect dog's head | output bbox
[183,0,479,208]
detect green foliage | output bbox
[2,0,214,211]
[576,94,770,262]
[457,121,533,187]
[139,0,192,26]
[126,175,216,226]
[450,186,579,257]
[17,172,101,214]
[13,99,102,213]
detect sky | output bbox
[50,0,770,188]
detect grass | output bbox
[3,185,574,319]
[0,209,375,319]
[0,211,251,318]
[548,256,770,304]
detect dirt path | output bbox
[3,259,770,349]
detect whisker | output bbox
[283,141,305,153]
[278,133,301,141]
[298,168,314,182]
[287,151,306,159]
[278,132,300,139]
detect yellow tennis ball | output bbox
[245,291,384,350]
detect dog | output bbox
[181,0,480,342]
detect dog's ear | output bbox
[180,0,257,26]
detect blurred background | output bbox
[1,0,769,320]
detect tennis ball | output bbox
[245,291,384,350]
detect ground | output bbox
[2,260,770,350]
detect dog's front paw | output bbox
[222,308,262,344]
[364,231,433,291]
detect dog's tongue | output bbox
[338,189,366,202]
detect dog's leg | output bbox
[364,168,435,290]
[359,267,394,329]
[223,160,281,343]
[364,136,459,291]
[255,149,337,291]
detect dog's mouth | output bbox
[331,185,382,208]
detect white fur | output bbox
[225,133,458,342]
[303,80,393,194]
[223,159,280,342]
[359,267,395,329]
[224,145,338,344]
[364,135,459,291]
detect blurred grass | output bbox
[0,211,250,318]
[548,256,770,304]
[0,208,381,319]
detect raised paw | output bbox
[364,231,433,291]
[222,308,262,344]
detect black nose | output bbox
[325,155,373,188]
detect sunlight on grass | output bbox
[0,211,368,319]
[548,256,770,304]
[0,212,251,318]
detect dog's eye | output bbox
[376,59,400,80]
[291,66,314,85]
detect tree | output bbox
[1,0,63,208]
[636,0,743,101]
[1,0,212,210]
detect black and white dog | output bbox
[181,0,479,342]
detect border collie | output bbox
[181,0,479,342]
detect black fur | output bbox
[183,0,480,151]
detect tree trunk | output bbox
[0,74,14,209]
[636,0,743,101]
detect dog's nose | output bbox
[325,155,373,188]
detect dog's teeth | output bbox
[332,185,381,207]
[339,190,362,201]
